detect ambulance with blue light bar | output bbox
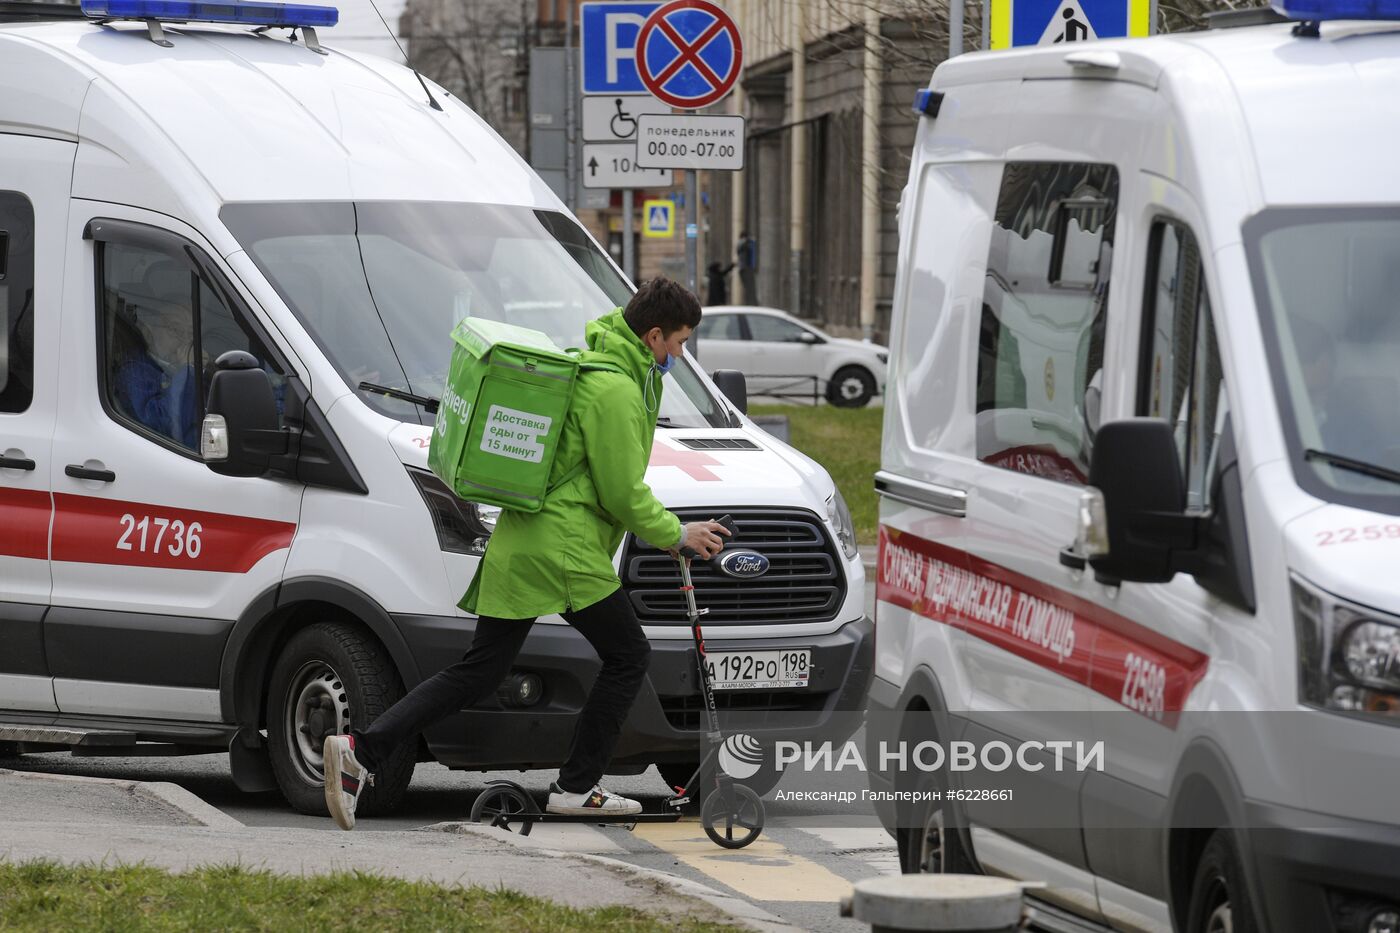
[0,0,871,816]
[870,2,1400,931]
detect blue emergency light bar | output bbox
[1273,0,1400,20]
[80,0,338,28]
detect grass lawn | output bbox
[751,404,882,547]
[0,861,744,933]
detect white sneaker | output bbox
[323,734,372,831]
[546,782,642,816]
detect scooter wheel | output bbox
[701,783,764,849]
[469,782,537,837]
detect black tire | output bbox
[827,365,876,408]
[266,621,415,817]
[0,741,19,760]
[1186,830,1260,933]
[469,782,537,836]
[898,770,977,874]
[701,783,765,849]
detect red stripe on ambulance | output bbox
[877,525,1208,724]
[0,487,51,560]
[51,493,296,573]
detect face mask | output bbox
[655,353,675,375]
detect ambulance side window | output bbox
[0,192,35,414]
[1139,220,1226,512]
[97,236,285,455]
[976,162,1118,484]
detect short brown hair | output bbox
[624,276,702,338]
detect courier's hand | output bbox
[672,521,732,560]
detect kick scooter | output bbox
[468,515,766,850]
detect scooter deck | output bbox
[500,811,682,824]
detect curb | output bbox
[0,767,244,831]
[424,821,802,933]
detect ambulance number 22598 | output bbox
[117,514,203,558]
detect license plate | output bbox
[704,649,811,690]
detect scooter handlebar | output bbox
[678,514,738,561]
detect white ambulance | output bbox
[870,5,1400,933]
[0,1,871,816]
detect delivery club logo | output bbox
[439,384,472,431]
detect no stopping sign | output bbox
[636,0,744,110]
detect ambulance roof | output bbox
[933,21,1400,207]
[0,19,558,208]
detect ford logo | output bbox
[717,549,770,579]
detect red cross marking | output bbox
[649,442,723,481]
[653,17,726,89]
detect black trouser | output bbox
[351,586,651,794]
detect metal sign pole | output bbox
[684,105,699,298]
[951,0,964,58]
[566,0,577,212]
[623,188,636,281]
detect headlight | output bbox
[1293,575,1400,721]
[408,468,492,555]
[827,489,859,561]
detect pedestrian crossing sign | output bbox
[643,199,674,239]
[989,0,1151,49]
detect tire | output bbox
[1186,830,1260,933]
[827,365,876,408]
[898,770,977,875]
[266,621,415,817]
[0,741,19,760]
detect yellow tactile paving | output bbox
[631,818,855,903]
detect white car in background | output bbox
[696,306,888,407]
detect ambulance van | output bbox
[870,6,1400,933]
[0,1,871,816]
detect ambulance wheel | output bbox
[900,770,976,874]
[0,741,19,759]
[701,783,764,849]
[827,366,876,408]
[1186,831,1259,933]
[266,622,415,817]
[469,782,537,836]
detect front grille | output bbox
[623,507,847,625]
[659,689,829,731]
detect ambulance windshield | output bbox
[220,201,730,427]
[1248,208,1400,513]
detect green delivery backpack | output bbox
[428,318,587,513]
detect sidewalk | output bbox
[0,768,797,933]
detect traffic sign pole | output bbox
[623,189,636,281]
[686,148,698,299]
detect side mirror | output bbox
[711,369,748,415]
[1085,418,1196,583]
[796,331,823,345]
[202,350,284,478]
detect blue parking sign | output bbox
[581,2,663,95]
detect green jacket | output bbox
[459,308,683,619]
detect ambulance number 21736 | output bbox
[117,514,203,558]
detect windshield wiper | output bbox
[359,381,440,414]
[1304,448,1400,487]
[656,417,678,428]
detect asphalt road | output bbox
[2,587,893,932]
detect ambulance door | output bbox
[46,208,303,723]
[1081,189,1226,932]
[0,137,71,714]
